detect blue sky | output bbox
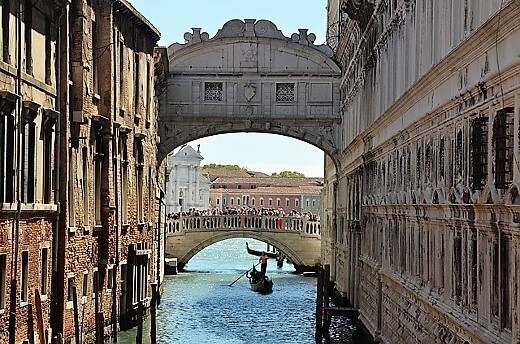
[129,0,328,177]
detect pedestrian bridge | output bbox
[165,215,321,272]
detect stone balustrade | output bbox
[166,215,320,236]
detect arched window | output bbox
[276,198,281,207]
[260,198,264,206]
[295,198,299,207]
[251,198,255,206]
[268,198,273,206]
[286,198,290,207]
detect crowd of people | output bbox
[167,207,319,222]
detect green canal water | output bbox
[118,238,366,343]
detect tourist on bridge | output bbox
[259,251,268,277]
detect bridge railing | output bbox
[166,215,320,236]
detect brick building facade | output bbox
[0,0,67,343]
[208,175,323,215]
[55,0,162,342]
[0,0,164,343]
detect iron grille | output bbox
[471,117,488,190]
[204,82,223,101]
[493,108,514,189]
[276,83,295,102]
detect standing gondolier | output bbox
[259,251,268,277]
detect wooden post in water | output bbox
[315,266,324,341]
[34,290,46,344]
[136,301,143,344]
[96,312,104,344]
[54,333,63,344]
[72,286,80,344]
[27,303,35,344]
[323,264,331,333]
[151,284,157,344]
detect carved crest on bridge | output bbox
[244,83,256,102]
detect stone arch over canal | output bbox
[165,215,322,272]
[157,19,342,168]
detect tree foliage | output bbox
[271,171,305,178]
[201,163,248,171]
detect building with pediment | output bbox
[166,144,211,214]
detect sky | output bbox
[129,0,329,177]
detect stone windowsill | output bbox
[0,203,58,213]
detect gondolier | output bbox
[259,251,268,277]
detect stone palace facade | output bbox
[322,0,520,343]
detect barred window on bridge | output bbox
[204,82,223,101]
[276,83,295,102]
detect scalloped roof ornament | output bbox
[169,19,333,58]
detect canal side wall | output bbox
[325,1,520,343]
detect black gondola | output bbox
[246,265,273,293]
[246,242,277,259]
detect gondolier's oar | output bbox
[229,262,260,287]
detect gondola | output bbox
[246,242,278,259]
[246,266,273,293]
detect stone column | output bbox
[187,165,192,209]
[195,166,200,208]
[174,165,179,212]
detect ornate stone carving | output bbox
[340,0,375,31]
[243,84,256,102]
[170,19,333,58]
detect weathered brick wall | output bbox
[62,0,160,340]
[0,0,64,342]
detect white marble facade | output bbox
[166,145,211,214]
[323,1,520,343]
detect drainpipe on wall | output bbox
[111,25,120,343]
[8,1,23,343]
[332,179,338,282]
[50,4,67,340]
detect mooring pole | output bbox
[151,284,157,344]
[27,303,35,344]
[72,286,80,344]
[136,301,143,344]
[315,266,324,341]
[323,264,331,332]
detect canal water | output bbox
[118,238,366,343]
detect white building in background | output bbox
[166,145,211,214]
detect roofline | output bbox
[114,0,161,42]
